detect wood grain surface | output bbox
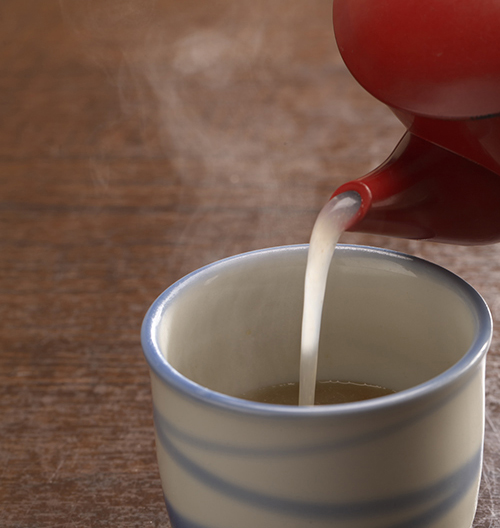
[1,1,499,526]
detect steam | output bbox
[138,5,307,189]
[60,0,301,177]
[59,0,331,262]
[58,0,395,264]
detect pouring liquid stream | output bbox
[299,191,362,406]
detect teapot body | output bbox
[333,0,500,120]
[332,0,500,244]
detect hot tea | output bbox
[241,380,395,405]
[299,192,361,404]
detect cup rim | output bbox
[141,244,492,418]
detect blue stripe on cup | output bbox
[155,413,482,524]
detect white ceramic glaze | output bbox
[142,245,492,528]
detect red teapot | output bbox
[331,0,500,244]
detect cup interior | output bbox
[152,245,486,399]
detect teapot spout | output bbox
[332,132,500,245]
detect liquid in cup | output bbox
[241,379,395,405]
[142,245,492,528]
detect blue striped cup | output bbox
[141,245,492,528]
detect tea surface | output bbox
[242,380,395,405]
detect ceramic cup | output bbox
[141,245,492,528]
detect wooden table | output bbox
[1,1,498,526]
